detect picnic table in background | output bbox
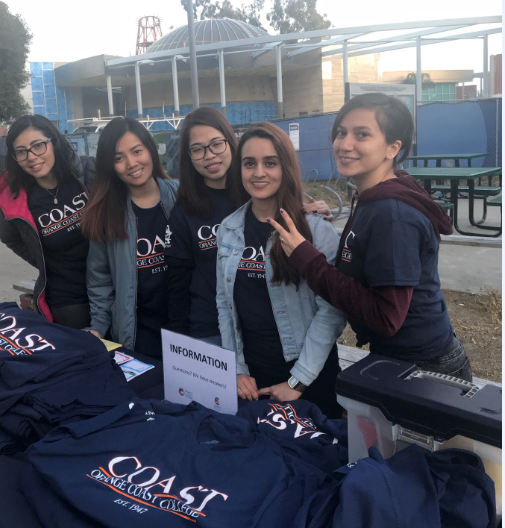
[407,153,487,168]
[408,167,502,238]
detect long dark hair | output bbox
[81,117,169,242]
[6,115,78,198]
[229,122,312,287]
[331,93,414,167]
[177,106,239,219]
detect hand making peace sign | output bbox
[267,209,308,258]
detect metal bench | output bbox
[431,185,501,226]
[487,196,502,207]
[431,185,501,197]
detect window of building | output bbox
[422,82,456,102]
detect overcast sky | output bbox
[6,0,502,76]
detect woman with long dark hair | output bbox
[216,122,346,418]
[0,115,94,328]
[81,117,178,356]
[269,93,472,381]
[164,107,238,344]
[165,106,330,345]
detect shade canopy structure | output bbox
[53,16,501,124]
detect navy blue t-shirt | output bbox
[0,302,133,453]
[27,178,89,307]
[24,399,335,528]
[164,188,234,338]
[131,200,169,332]
[237,400,348,472]
[234,208,287,376]
[337,198,453,359]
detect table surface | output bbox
[408,167,500,179]
[407,153,488,160]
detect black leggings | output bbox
[249,345,343,419]
[50,302,90,329]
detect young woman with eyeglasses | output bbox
[81,117,178,357]
[165,106,331,346]
[0,115,94,328]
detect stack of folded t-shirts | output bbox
[0,302,134,454]
[21,399,341,528]
[7,396,497,528]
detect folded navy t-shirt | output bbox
[25,399,335,528]
[237,399,348,473]
[0,302,109,390]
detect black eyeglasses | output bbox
[13,138,52,162]
[188,139,229,160]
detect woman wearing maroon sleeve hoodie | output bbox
[268,93,472,381]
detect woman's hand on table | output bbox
[257,381,302,401]
[267,209,307,258]
[237,374,259,401]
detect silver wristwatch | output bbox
[288,376,307,393]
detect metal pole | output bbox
[106,75,114,116]
[171,56,180,117]
[276,44,283,119]
[135,62,143,118]
[414,36,422,157]
[343,40,349,84]
[482,35,489,99]
[416,36,422,105]
[185,0,200,109]
[218,49,226,116]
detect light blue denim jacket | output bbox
[216,201,347,386]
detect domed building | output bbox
[35,18,380,132]
[147,18,269,52]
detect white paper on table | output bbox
[114,351,133,365]
[162,329,237,415]
[120,359,155,381]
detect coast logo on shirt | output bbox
[197,223,220,251]
[37,192,88,237]
[341,230,355,263]
[137,235,167,273]
[0,312,56,356]
[258,403,327,441]
[238,245,266,279]
[88,455,229,520]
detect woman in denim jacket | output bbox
[216,123,346,418]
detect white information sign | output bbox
[162,330,237,415]
[289,123,300,151]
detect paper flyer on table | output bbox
[162,329,237,414]
[121,359,155,381]
[101,339,123,352]
[114,351,133,365]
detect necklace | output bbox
[45,186,60,205]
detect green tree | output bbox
[181,0,331,32]
[266,0,331,33]
[0,2,32,123]
[402,72,436,90]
